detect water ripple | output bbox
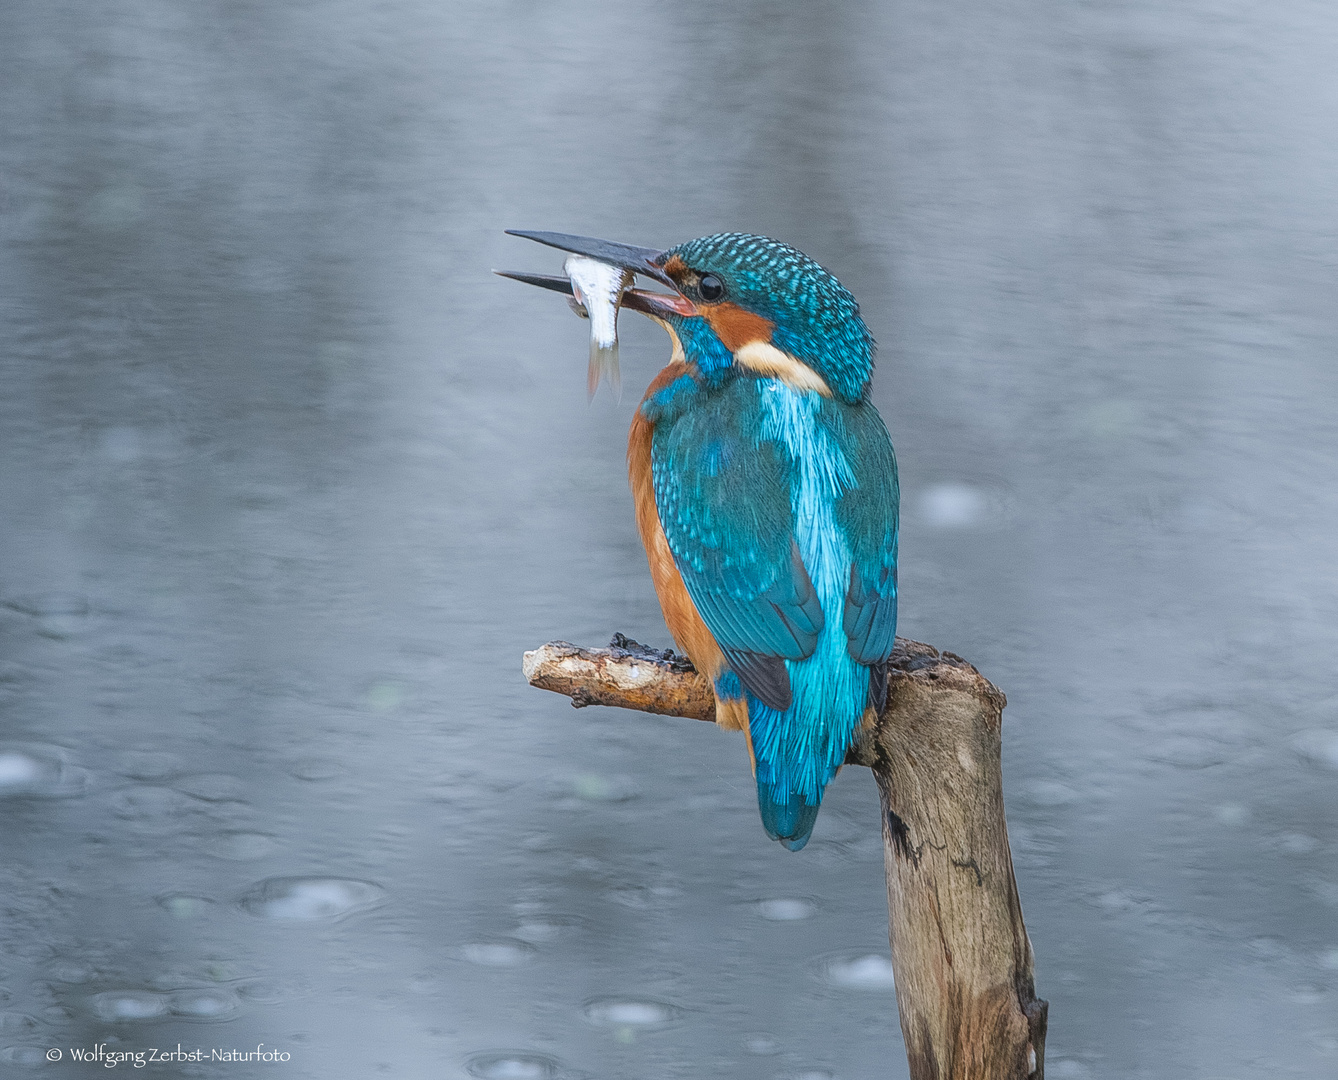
[822,953,897,990]
[239,877,386,921]
[465,1051,563,1079]
[582,997,680,1029]
[0,744,89,799]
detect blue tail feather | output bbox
[756,784,821,851]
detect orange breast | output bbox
[628,362,749,738]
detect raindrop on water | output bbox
[174,774,246,802]
[460,940,537,967]
[823,954,897,990]
[1290,730,1338,770]
[289,757,346,781]
[755,898,816,921]
[1276,833,1320,855]
[166,988,240,1021]
[207,832,280,860]
[157,894,216,919]
[117,751,181,781]
[0,1013,39,1035]
[1025,780,1079,807]
[47,960,96,984]
[582,997,680,1028]
[513,915,581,943]
[239,876,386,920]
[919,483,988,529]
[0,754,42,788]
[743,1033,781,1055]
[465,1051,562,1079]
[0,744,86,799]
[108,785,198,833]
[89,990,169,1022]
[0,1045,48,1067]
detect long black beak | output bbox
[502,229,677,289]
[496,230,696,320]
[493,269,696,321]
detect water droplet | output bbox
[157,894,215,919]
[174,774,245,802]
[0,1014,39,1035]
[166,989,240,1021]
[756,898,816,921]
[461,940,537,967]
[108,786,198,832]
[366,680,405,712]
[919,483,988,529]
[465,1051,562,1079]
[1026,780,1079,806]
[1291,730,1338,770]
[1215,804,1249,825]
[233,976,306,1004]
[824,954,897,989]
[0,755,43,788]
[1149,737,1227,769]
[207,832,279,860]
[1318,947,1338,970]
[1082,399,1141,437]
[289,757,346,781]
[84,183,146,229]
[240,877,386,920]
[1049,1061,1093,1079]
[0,1045,48,1067]
[0,744,86,799]
[1096,890,1144,913]
[743,1033,780,1055]
[1277,833,1320,854]
[101,427,143,463]
[564,774,639,802]
[513,916,581,943]
[89,990,169,1022]
[582,997,680,1028]
[47,960,96,984]
[117,751,180,780]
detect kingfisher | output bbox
[501,230,898,851]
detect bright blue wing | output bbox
[827,401,899,665]
[648,377,824,707]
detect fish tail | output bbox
[588,340,621,402]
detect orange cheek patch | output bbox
[703,302,775,352]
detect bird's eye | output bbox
[698,274,724,302]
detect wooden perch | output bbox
[524,634,1047,1080]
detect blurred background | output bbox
[1,1,1336,1077]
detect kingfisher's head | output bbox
[500,230,876,404]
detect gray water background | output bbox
[1,2,1336,1077]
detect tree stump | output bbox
[523,634,1047,1079]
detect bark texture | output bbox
[523,634,1046,1080]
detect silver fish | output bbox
[564,255,634,400]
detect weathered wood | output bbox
[523,634,1046,1080]
[522,636,714,721]
[872,639,1047,1080]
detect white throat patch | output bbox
[734,340,832,397]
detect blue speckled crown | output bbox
[665,233,876,403]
